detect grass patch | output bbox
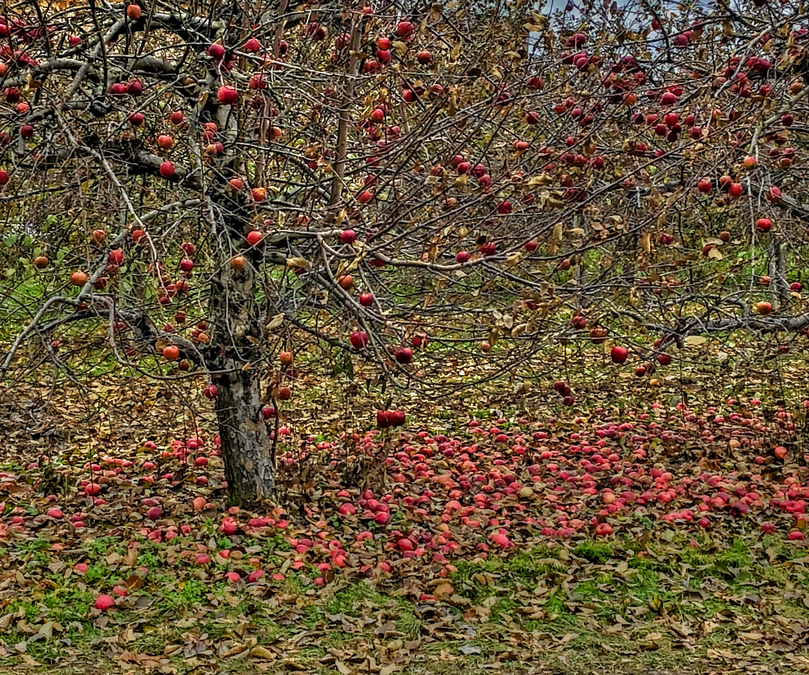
[325,580,387,615]
[573,540,613,563]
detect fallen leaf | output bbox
[250,646,275,660]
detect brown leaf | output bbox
[434,582,454,598]
[250,646,275,660]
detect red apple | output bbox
[610,346,628,363]
[389,410,406,426]
[350,331,370,349]
[659,233,675,245]
[395,347,413,364]
[411,332,428,348]
[396,21,414,37]
[244,37,261,53]
[217,86,238,105]
[94,594,116,611]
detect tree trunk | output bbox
[768,238,790,309]
[214,366,274,504]
[207,213,274,504]
[327,19,361,216]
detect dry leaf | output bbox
[250,646,275,660]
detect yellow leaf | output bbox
[640,232,651,255]
[434,582,454,597]
[645,188,663,209]
[505,252,522,267]
[250,646,275,660]
[285,257,309,269]
[527,174,553,187]
[265,314,284,331]
[447,88,459,115]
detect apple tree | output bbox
[2,0,809,503]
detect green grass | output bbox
[573,540,613,563]
[136,550,163,569]
[300,603,326,629]
[40,587,95,623]
[13,537,50,554]
[1,534,809,674]
[155,577,213,613]
[325,580,387,615]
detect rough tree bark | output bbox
[212,364,275,504]
[207,208,274,504]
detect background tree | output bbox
[2,0,809,504]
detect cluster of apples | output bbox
[552,380,574,406]
[377,410,406,428]
[5,393,809,618]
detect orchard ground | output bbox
[1,344,809,674]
